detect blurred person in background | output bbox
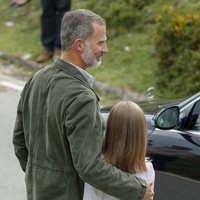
[10,0,71,63]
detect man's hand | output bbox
[143,182,154,200]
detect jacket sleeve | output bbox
[65,93,147,200]
[13,97,28,172]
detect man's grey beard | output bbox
[81,44,102,68]
[88,59,101,68]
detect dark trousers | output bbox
[40,0,71,51]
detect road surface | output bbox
[0,73,26,200]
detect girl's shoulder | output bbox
[135,160,155,181]
[145,160,155,178]
[145,160,154,171]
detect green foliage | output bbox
[154,6,200,97]
[83,0,155,36]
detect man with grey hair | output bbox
[13,9,154,200]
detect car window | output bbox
[193,115,200,131]
[185,100,200,131]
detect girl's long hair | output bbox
[102,101,147,173]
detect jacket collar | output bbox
[53,58,100,101]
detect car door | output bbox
[148,100,200,200]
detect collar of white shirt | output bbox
[69,62,95,88]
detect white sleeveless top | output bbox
[83,161,155,200]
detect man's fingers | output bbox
[147,181,154,186]
[143,185,154,200]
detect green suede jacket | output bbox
[13,58,146,200]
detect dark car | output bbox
[101,92,200,200]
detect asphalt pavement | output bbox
[0,74,26,199]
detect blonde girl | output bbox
[83,101,155,200]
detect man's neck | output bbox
[61,51,87,70]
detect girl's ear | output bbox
[73,39,84,53]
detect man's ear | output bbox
[73,39,84,52]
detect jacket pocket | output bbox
[25,161,72,200]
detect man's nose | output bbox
[102,44,108,54]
